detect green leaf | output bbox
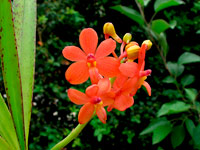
[0,94,20,150]
[185,88,198,102]
[13,0,36,145]
[140,117,170,135]
[144,0,151,6]
[185,118,195,138]
[0,136,13,150]
[178,52,200,64]
[151,19,170,34]
[169,20,177,29]
[171,125,185,148]
[193,124,200,146]
[167,62,184,77]
[162,76,176,84]
[181,75,195,87]
[154,0,185,13]
[0,1,26,150]
[152,122,172,144]
[159,32,168,57]
[157,101,191,117]
[111,5,144,25]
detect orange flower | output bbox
[63,28,120,84]
[67,78,114,124]
[119,43,152,96]
[107,75,135,111]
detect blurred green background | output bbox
[1,0,200,149]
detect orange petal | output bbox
[113,75,128,90]
[86,84,99,97]
[79,28,98,55]
[62,46,86,61]
[97,78,111,96]
[114,94,134,111]
[78,103,95,124]
[121,77,138,94]
[89,67,101,84]
[119,62,138,77]
[143,81,151,96]
[68,88,89,105]
[138,44,147,70]
[96,57,120,77]
[96,106,107,124]
[101,95,114,106]
[65,61,89,84]
[95,38,116,58]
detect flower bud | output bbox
[125,41,139,51]
[103,22,122,43]
[123,33,132,44]
[142,40,152,50]
[126,45,140,60]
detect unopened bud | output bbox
[125,41,139,51]
[103,22,122,43]
[126,45,140,60]
[142,40,152,50]
[123,33,132,44]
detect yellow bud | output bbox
[142,40,152,50]
[125,41,139,51]
[103,22,122,43]
[123,33,132,44]
[126,45,140,60]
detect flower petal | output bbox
[114,94,134,111]
[101,95,114,106]
[143,81,151,96]
[96,106,107,124]
[97,78,111,96]
[138,44,147,70]
[62,46,86,61]
[89,67,101,84]
[95,38,116,58]
[113,75,128,90]
[96,57,120,77]
[119,62,138,77]
[65,61,89,84]
[86,84,99,97]
[68,89,89,105]
[78,103,95,124]
[79,28,98,55]
[121,77,138,94]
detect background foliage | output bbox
[1,0,199,149]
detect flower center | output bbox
[91,96,102,104]
[87,53,96,68]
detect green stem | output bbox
[51,123,88,150]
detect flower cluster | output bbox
[63,23,152,124]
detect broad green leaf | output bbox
[193,124,200,146]
[152,122,172,144]
[171,125,185,148]
[185,118,195,138]
[185,88,198,102]
[13,0,36,145]
[0,136,13,150]
[167,62,184,77]
[0,1,26,150]
[178,52,200,64]
[181,75,195,87]
[162,76,175,84]
[111,5,144,25]
[157,101,191,117]
[158,32,168,57]
[140,117,169,135]
[0,94,20,150]
[154,0,185,13]
[151,19,170,34]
